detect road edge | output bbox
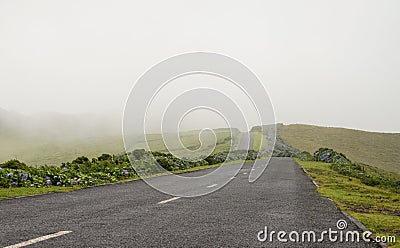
[294,158,387,248]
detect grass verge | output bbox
[295,159,400,247]
[0,186,84,199]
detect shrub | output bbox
[1,160,28,170]
[361,175,383,186]
[98,154,112,161]
[298,151,313,161]
[72,156,91,165]
[132,149,147,160]
[313,148,351,165]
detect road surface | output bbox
[0,158,378,247]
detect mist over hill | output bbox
[1,108,399,175]
[0,108,121,140]
[0,108,237,165]
[0,108,124,165]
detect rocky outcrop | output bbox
[313,148,351,165]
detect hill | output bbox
[278,124,400,174]
[0,130,236,167]
[0,108,238,165]
[0,108,124,165]
[2,107,398,173]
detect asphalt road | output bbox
[0,158,378,247]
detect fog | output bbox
[1,0,400,133]
[0,108,120,139]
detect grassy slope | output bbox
[140,129,236,154]
[296,159,400,247]
[279,124,400,174]
[0,136,125,166]
[252,131,262,151]
[0,129,237,166]
[251,130,273,152]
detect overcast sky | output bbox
[0,0,399,132]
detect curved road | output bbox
[0,158,378,247]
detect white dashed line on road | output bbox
[4,231,72,248]
[207,184,218,188]
[243,172,247,175]
[157,197,181,204]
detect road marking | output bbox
[4,231,72,248]
[243,172,247,175]
[207,184,218,188]
[157,197,181,204]
[312,180,319,187]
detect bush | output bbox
[71,156,90,165]
[1,160,28,170]
[98,154,112,161]
[298,151,313,161]
[132,149,148,160]
[313,148,351,165]
[361,175,383,186]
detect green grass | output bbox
[0,186,84,200]
[280,124,400,174]
[0,135,125,166]
[251,131,271,151]
[252,131,262,151]
[137,130,236,157]
[296,159,400,247]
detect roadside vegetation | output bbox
[314,148,400,192]
[279,123,400,174]
[296,149,400,247]
[0,149,258,199]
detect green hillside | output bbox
[0,129,237,166]
[279,124,400,174]
[0,136,125,166]
[3,120,399,175]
